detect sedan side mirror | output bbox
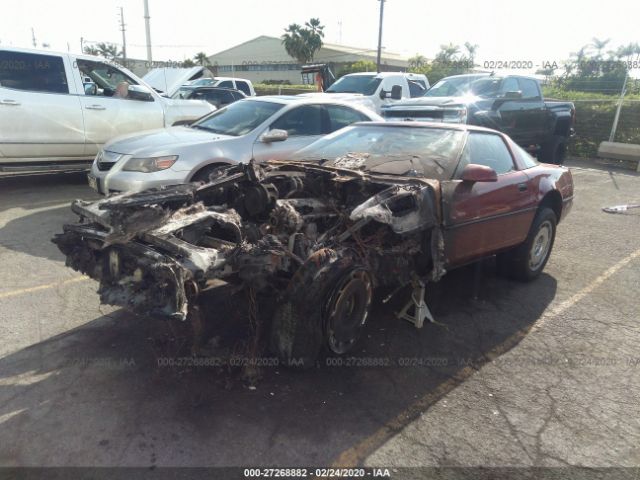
[460,163,498,182]
[260,129,288,143]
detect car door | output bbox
[252,104,326,162]
[517,77,546,144]
[75,59,164,156]
[0,50,85,160]
[493,77,523,142]
[441,132,537,266]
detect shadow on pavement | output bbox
[0,261,557,467]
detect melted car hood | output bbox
[104,127,234,156]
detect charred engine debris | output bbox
[53,160,446,366]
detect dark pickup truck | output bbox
[381,73,575,164]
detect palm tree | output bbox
[464,42,479,65]
[282,19,325,64]
[590,37,610,59]
[409,54,427,69]
[436,43,460,63]
[193,52,210,66]
[84,42,122,60]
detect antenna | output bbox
[31,28,36,48]
[119,7,127,66]
[338,20,342,44]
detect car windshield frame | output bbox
[190,99,284,136]
[325,75,382,96]
[291,124,467,180]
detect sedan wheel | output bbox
[529,220,553,271]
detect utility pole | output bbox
[376,0,385,73]
[144,0,152,63]
[31,28,37,48]
[119,7,127,67]
[609,71,628,142]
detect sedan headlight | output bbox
[122,155,178,173]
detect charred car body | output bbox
[53,123,573,367]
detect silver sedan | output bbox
[88,96,381,194]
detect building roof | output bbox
[208,35,408,66]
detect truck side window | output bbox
[458,133,515,175]
[236,81,251,95]
[519,79,541,99]
[500,77,519,94]
[217,80,234,88]
[76,60,137,98]
[0,51,68,94]
[408,80,426,98]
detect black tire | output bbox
[539,135,567,165]
[269,249,372,369]
[191,163,228,183]
[498,208,557,282]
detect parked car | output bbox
[185,76,256,96]
[0,48,215,174]
[381,73,575,164]
[88,96,382,194]
[55,122,573,367]
[299,72,430,114]
[171,86,246,108]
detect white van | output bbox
[0,47,215,174]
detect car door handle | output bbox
[517,183,528,192]
[86,104,106,110]
[0,99,20,106]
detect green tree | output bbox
[282,18,325,64]
[408,43,476,84]
[182,58,196,68]
[193,52,210,66]
[408,54,427,69]
[83,42,122,60]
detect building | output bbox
[207,35,409,84]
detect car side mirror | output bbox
[460,163,498,182]
[260,129,288,143]
[390,84,402,100]
[127,84,154,102]
[84,82,97,95]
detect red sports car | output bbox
[54,122,574,366]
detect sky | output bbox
[1,0,639,70]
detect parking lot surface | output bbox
[0,161,639,469]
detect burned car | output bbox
[53,123,574,367]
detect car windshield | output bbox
[291,125,466,180]
[326,75,382,95]
[424,76,483,97]
[191,100,284,136]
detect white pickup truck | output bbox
[0,47,215,174]
[300,71,429,114]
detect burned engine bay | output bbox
[53,161,446,365]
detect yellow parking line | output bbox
[332,247,640,467]
[0,276,89,300]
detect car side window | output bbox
[0,51,69,94]
[326,105,370,132]
[458,133,515,175]
[519,78,541,99]
[236,81,251,95]
[217,80,233,88]
[408,80,426,98]
[500,77,519,94]
[271,105,325,136]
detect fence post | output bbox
[609,72,628,142]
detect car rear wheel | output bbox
[497,207,557,281]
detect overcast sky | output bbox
[2,0,639,68]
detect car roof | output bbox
[352,121,504,135]
[0,45,111,63]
